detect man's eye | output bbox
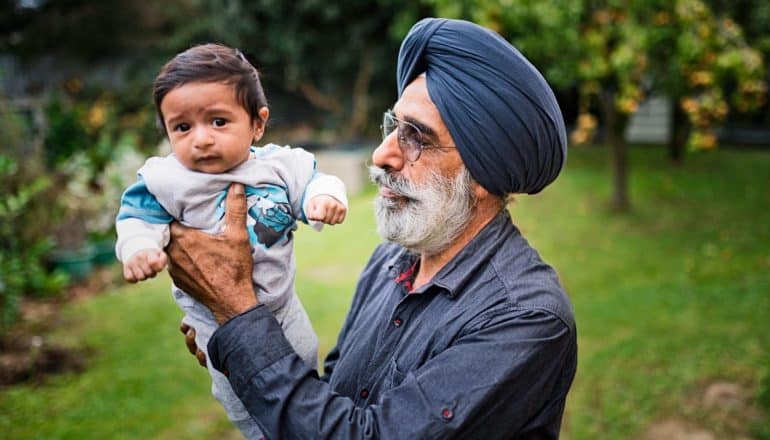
[212,118,227,127]
[401,126,422,148]
[174,123,190,132]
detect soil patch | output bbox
[0,266,121,387]
[636,380,766,440]
[0,334,93,386]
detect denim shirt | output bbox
[209,210,577,439]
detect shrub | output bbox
[0,98,69,330]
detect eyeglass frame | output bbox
[380,110,456,162]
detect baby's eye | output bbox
[212,118,227,127]
[174,123,190,132]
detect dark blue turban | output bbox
[397,18,567,196]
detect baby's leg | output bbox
[182,314,265,439]
[272,293,319,369]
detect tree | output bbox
[430,0,766,211]
[707,0,770,127]
[169,0,431,141]
[656,1,767,162]
[0,0,200,61]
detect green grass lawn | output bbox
[1,145,768,439]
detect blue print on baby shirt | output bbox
[215,184,295,248]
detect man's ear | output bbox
[253,107,270,142]
[472,180,490,200]
[472,181,508,213]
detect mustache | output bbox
[368,166,418,199]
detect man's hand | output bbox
[166,183,258,324]
[306,195,347,225]
[180,322,207,367]
[123,248,168,283]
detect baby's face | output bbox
[161,81,260,173]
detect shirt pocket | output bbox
[386,358,408,390]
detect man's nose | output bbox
[372,131,405,171]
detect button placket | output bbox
[358,284,411,399]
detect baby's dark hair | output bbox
[153,43,267,135]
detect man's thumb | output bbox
[224,183,248,234]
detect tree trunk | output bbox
[600,89,631,212]
[668,98,688,165]
[343,48,374,139]
[298,81,342,115]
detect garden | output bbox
[0,146,768,439]
[1,0,770,438]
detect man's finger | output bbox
[196,349,207,367]
[224,183,248,235]
[185,328,198,355]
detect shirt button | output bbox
[441,408,453,420]
[393,318,403,327]
[360,388,369,398]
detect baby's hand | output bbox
[123,248,168,283]
[306,195,347,225]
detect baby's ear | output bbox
[258,106,269,123]
[252,106,270,141]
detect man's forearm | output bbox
[208,306,575,439]
[209,306,392,438]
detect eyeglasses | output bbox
[380,110,455,162]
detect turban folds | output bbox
[397,18,567,196]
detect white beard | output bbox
[370,165,477,256]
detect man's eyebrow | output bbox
[403,115,439,141]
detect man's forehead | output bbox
[393,76,448,138]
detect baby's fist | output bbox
[306,195,347,225]
[123,248,168,283]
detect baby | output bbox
[115,43,347,438]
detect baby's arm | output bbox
[122,248,168,283]
[116,219,170,283]
[115,177,173,283]
[306,194,347,225]
[302,173,348,229]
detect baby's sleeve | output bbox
[258,144,348,227]
[301,172,348,231]
[115,177,173,262]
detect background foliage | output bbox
[0,147,768,438]
[0,0,768,437]
[0,95,68,328]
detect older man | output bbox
[169,18,577,439]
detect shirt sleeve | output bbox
[115,177,173,262]
[208,304,576,439]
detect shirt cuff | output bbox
[116,237,161,262]
[208,305,296,388]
